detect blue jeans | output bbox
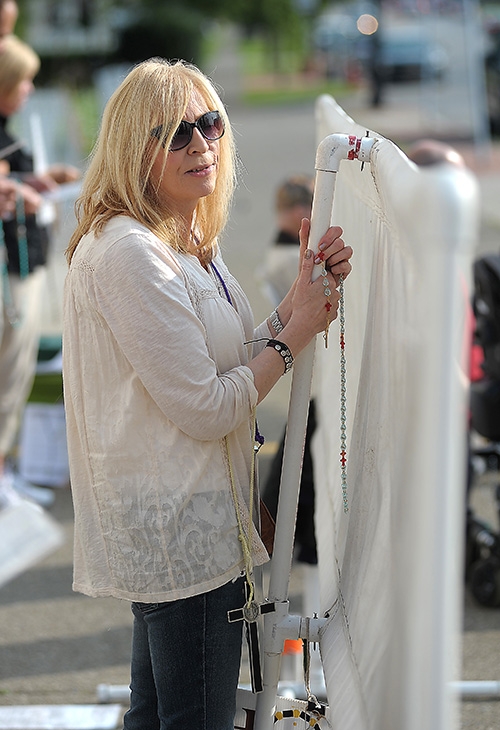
[123,577,245,730]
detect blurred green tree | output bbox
[113,0,323,72]
[114,3,206,65]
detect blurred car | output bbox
[313,10,368,79]
[376,28,449,83]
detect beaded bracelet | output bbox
[269,308,284,335]
[266,339,294,374]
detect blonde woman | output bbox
[63,57,352,729]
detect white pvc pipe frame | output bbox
[253,133,375,730]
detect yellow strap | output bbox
[225,409,257,607]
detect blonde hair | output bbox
[0,34,39,96]
[66,58,237,265]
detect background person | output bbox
[259,174,314,306]
[0,34,78,508]
[405,138,466,168]
[62,58,352,729]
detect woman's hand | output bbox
[250,229,351,402]
[17,182,42,215]
[23,164,81,194]
[46,163,81,185]
[0,177,17,217]
[300,219,352,287]
[0,178,42,217]
[272,220,352,336]
[250,222,352,403]
[286,243,341,344]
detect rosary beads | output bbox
[320,260,349,512]
[320,262,332,347]
[338,274,348,513]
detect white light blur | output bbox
[357,14,378,35]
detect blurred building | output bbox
[26,0,116,57]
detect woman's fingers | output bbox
[312,226,343,261]
[331,258,352,286]
[298,218,310,263]
[293,250,342,333]
[313,227,348,261]
[311,226,353,284]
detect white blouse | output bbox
[63,216,271,603]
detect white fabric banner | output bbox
[313,95,479,730]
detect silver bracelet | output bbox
[266,339,294,374]
[270,308,284,334]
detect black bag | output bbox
[471,254,500,440]
[473,254,500,381]
[471,378,500,441]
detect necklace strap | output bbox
[210,261,233,306]
[224,408,257,607]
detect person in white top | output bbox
[62,57,352,730]
[260,173,314,306]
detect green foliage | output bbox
[70,86,100,157]
[117,0,312,72]
[114,4,207,65]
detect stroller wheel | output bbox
[469,557,500,607]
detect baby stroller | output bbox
[468,254,500,607]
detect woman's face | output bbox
[150,91,220,222]
[0,75,34,116]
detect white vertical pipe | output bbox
[254,134,374,730]
[29,112,48,175]
[29,112,56,226]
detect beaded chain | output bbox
[339,274,348,513]
[321,262,348,513]
[320,261,332,347]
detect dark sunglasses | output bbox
[151,111,225,152]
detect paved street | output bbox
[1,38,500,729]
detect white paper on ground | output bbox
[0,705,123,730]
[0,502,64,587]
[19,403,69,487]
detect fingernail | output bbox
[314,251,325,263]
[305,249,312,259]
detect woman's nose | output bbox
[188,127,209,152]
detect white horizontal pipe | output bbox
[451,681,500,698]
[96,684,130,703]
[96,679,500,705]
